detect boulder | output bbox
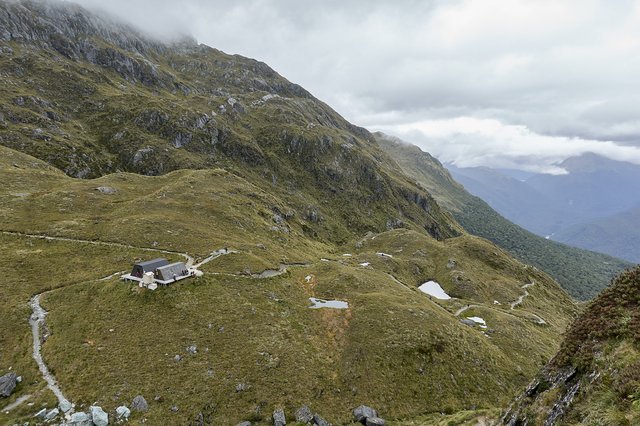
[116,405,131,419]
[0,372,17,397]
[295,405,313,423]
[68,411,92,426]
[59,398,72,413]
[236,422,252,426]
[44,408,59,421]
[353,405,378,423]
[35,407,48,418]
[95,186,116,194]
[461,319,477,327]
[90,405,109,426]
[313,413,331,426]
[365,417,386,426]
[273,408,286,426]
[131,395,148,412]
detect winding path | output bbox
[29,294,71,410]
[510,282,535,310]
[1,394,31,413]
[0,229,241,415]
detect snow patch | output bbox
[418,281,451,300]
[467,316,488,329]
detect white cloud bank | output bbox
[72,0,640,172]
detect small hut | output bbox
[130,258,169,278]
[155,262,189,282]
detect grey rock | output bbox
[461,319,477,327]
[115,405,131,419]
[68,411,92,426]
[295,405,313,423]
[353,405,378,423]
[313,413,331,426]
[235,383,248,392]
[131,395,148,412]
[90,406,108,426]
[236,422,252,426]
[171,405,179,412]
[365,417,386,426]
[273,408,286,426]
[0,372,17,397]
[35,408,47,418]
[59,398,72,413]
[174,354,182,362]
[186,345,197,354]
[95,186,116,194]
[44,408,59,421]
[15,376,22,383]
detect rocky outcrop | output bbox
[90,405,109,426]
[295,406,314,423]
[0,372,17,397]
[353,406,380,424]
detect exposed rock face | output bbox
[131,394,148,412]
[353,405,378,424]
[0,372,17,397]
[272,408,286,426]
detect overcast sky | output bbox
[74,0,640,173]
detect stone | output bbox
[90,405,108,426]
[59,398,72,413]
[353,405,378,423]
[235,383,248,392]
[186,345,197,354]
[131,395,148,412]
[461,319,477,327]
[0,372,17,397]
[365,417,386,426]
[174,354,183,362]
[236,422,252,426]
[313,413,331,426]
[273,408,286,426]
[34,408,47,418]
[295,405,313,423]
[68,411,92,426]
[95,186,116,194]
[44,408,59,421]
[171,405,179,412]
[116,405,131,419]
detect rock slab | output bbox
[295,405,314,423]
[366,417,386,426]
[353,405,378,423]
[0,372,17,397]
[273,408,286,426]
[69,411,92,426]
[116,405,131,419]
[90,405,109,426]
[131,394,148,412]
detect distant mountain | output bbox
[447,153,640,263]
[504,265,640,425]
[374,133,631,300]
[553,205,640,263]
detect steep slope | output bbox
[552,205,640,264]
[0,0,460,245]
[374,133,632,300]
[503,266,640,425]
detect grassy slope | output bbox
[504,266,640,425]
[374,134,632,300]
[0,146,577,425]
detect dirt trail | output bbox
[1,394,31,413]
[29,294,71,410]
[510,281,535,310]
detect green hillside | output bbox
[374,133,632,300]
[504,266,640,425]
